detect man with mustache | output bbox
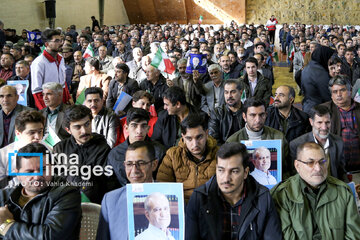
[84,87,119,148]
[156,114,218,203]
[227,98,290,178]
[290,105,347,181]
[41,82,71,141]
[209,79,245,144]
[0,143,82,239]
[265,85,311,143]
[186,142,282,239]
[53,105,112,203]
[271,142,360,239]
[322,75,360,172]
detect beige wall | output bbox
[0,0,129,32]
[246,0,360,25]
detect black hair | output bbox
[180,114,208,134]
[309,105,331,120]
[245,57,259,67]
[63,105,93,129]
[85,87,103,99]
[127,141,156,161]
[115,63,130,74]
[243,98,266,114]
[162,86,186,106]
[255,42,266,49]
[216,142,250,168]
[224,79,243,91]
[126,108,150,124]
[41,29,61,42]
[132,90,154,104]
[86,57,100,71]
[16,143,48,170]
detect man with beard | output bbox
[227,98,290,178]
[265,85,310,143]
[169,58,205,109]
[290,105,346,181]
[106,63,140,111]
[209,79,245,144]
[31,29,72,110]
[84,87,119,148]
[219,55,241,79]
[0,143,82,239]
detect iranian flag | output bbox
[199,15,204,24]
[288,44,295,60]
[241,89,246,104]
[83,44,94,59]
[151,47,175,74]
[354,88,360,103]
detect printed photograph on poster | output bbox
[126,182,185,240]
[241,139,282,189]
[7,80,29,106]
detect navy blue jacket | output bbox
[186,175,282,240]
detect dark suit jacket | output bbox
[0,104,32,147]
[40,103,71,141]
[289,132,347,181]
[106,77,140,110]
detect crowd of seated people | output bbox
[0,17,359,239]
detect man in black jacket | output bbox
[140,65,168,113]
[265,85,311,143]
[53,105,114,203]
[208,79,245,144]
[107,108,165,186]
[186,142,282,240]
[0,143,81,239]
[106,63,140,111]
[152,86,202,149]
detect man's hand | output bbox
[193,70,200,83]
[0,206,13,224]
[166,78,174,87]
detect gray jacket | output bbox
[92,107,119,148]
[201,80,225,115]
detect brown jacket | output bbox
[77,73,111,100]
[156,136,218,203]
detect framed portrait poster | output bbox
[126,182,185,240]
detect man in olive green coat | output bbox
[271,142,360,240]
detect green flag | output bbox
[76,88,86,105]
[44,127,61,147]
[81,192,91,202]
[241,89,246,104]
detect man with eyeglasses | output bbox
[107,108,165,186]
[290,105,347,181]
[271,142,360,240]
[31,29,72,110]
[97,141,159,240]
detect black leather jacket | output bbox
[0,177,81,240]
[265,105,311,143]
[208,104,244,144]
[92,107,120,148]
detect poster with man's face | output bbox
[241,140,282,189]
[7,80,29,106]
[127,183,185,240]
